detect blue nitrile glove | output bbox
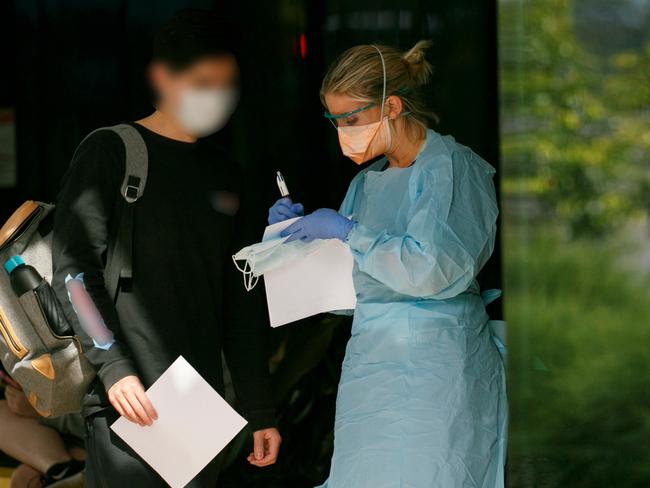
[268,197,305,225]
[280,208,353,243]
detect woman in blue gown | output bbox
[270,41,507,488]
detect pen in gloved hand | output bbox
[276,171,290,198]
[268,171,303,225]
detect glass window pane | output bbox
[499,1,650,486]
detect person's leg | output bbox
[66,446,86,462]
[0,400,71,473]
[85,410,165,488]
[9,464,41,488]
[10,463,85,488]
[40,413,87,463]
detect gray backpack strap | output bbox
[75,124,147,302]
[110,124,148,203]
[105,124,147,301]
[72,123,148,201]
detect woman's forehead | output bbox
[324,92,374,116]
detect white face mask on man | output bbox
[176,87,238,137]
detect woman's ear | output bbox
[385,95,404,120]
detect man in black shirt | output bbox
[52,9,280,486]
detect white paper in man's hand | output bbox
[111,356,247,488]
[263,218,357,327]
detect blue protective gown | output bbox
[317,130,507,488]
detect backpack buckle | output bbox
[123,175,141,203]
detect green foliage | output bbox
[499,0,650,237]
[499,1,650,485]
[505,228,650,487]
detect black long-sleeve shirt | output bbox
[52,122,276,430]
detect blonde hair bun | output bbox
[402,40,433,86]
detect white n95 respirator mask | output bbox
[176,87,238,137]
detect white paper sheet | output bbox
[262,219,357,327]
[110,356,247,488]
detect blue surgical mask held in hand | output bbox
[232,234,323,291]
[268,197,304,225]
[280,209,354,243]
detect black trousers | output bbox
[85,410,223,488]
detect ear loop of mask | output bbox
[371,45,387,121]
[371,44,397,153]
[232,253,260,291]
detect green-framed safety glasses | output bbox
[323,102,375,128]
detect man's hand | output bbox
[247,428,282,467]
[107,375,158,426]
[5,385,38,418]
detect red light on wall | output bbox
[299,33,307,59]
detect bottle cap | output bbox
[3,255,25,275]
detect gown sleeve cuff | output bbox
[346,222,378,254]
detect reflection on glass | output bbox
[499,0,650,486]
